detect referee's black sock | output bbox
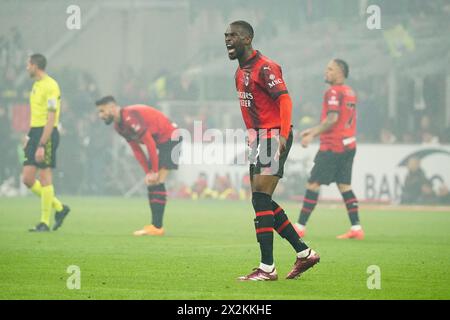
[272,201,309,253]
[147,183,167,228]
[298,189,319,226]
[252,192,274,266]
[341,190,360,226]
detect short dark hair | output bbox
[95,95,116,106]
[30,53,47,70]
[230,20,254,39]
[334,58,349,78]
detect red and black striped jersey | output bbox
[320,85,357,153]
[234,51,289,132]
[115,105,176,144]
[114,104,177,173]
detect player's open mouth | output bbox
[226,45,236,54]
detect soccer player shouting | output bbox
[23,54,70,232]
[225,21,319,281]
[294,59,364,240]
[95,96,181,236]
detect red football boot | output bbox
[336,228,364,240]
[238,268,278,281]
[286,249,320,279]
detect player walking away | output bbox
[294,59,364,240]
[95,96,182,236]
[225,21,320,281]
[23,53,70,232]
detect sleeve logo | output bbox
[268,78,283,88]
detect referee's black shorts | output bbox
[249,130,293,178]
[158,136,182,170]
[308,148,356,185]
[23,127,59,169]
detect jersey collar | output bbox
[240,50,260,68]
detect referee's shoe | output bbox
[29,222,50,232]
[53,205,70,231]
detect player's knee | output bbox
[251,191,272,210]
[22,175,34,188]
[39,171,53,186]
[307,182,320,192]
[338,184,351,193]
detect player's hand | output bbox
[35,146,45,163]
[300,128,313,137]
[278,135,287,155]
[300,128,315,148]
[145,171,159,185]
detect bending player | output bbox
[95,96,181,236]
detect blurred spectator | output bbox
[437,185,450,205]
[191,172,216,199]
[418,180,438,204]
[379,127,397,144]
[213,173,237,200]
[148,69,170,102]
[417,114,439,144]
[0,105,16,183]
[172,73,200,101]
[239,174,251,200]
[400,157,429,204]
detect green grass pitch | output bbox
[0,197,449,300]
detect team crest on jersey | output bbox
[244,73,250,86]
[131,123,141,132]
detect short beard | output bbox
[104,117,114,125]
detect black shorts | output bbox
[158,137,182,170]
[249,130,293,178]
[309,148,356,185]
[23,127,60,169]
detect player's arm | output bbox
[140,130,160,184]
[300,112,339,148]
[128,141,151,174]
[305,112,339,137]
[278,93,293,153]
[35,92,58,163]
[260,64,291,153]
[301,90,341,148]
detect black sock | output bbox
[252,192,274,266]
[147,183,167,228]
[341,190,360,226]
[272,201,309,253]
[298,189,319,226]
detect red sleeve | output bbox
[259,63,288,100]
[277,94,292,139]
[140,130,159,172]
[128,141,150,174]
[324,89,342,113]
